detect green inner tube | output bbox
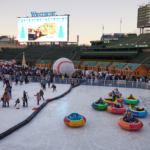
[93,102,108,110]
[125,99,139,105]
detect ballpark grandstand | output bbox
[0,33,150,68]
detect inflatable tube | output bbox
[128,105,148,117]
[104,98,117,105]
[118,117,143,131]
[92,102,108,110]
[109,96,123,102]
[109,92,122,97]
[0,84,79,140]
[124,96,140,105]
[0,120,28,139]
[64,113,86,127]
[107,105,126,114]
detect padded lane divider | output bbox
[0,84,79,140]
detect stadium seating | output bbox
[0,45,80,61]
[130,52,150,64]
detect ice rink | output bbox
[0,82,150,150]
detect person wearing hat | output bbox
[124,111,136,122]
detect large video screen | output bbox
[18,16,68,42]
[137,5,150,28]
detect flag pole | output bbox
[102,24,104,41]
[120,18,121,37]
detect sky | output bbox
[0,0,149,45]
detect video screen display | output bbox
[137,5,150,28]
[18,16,68,42]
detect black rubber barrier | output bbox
[0,84,79,140]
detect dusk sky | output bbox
[0,0,149,45]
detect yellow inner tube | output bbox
[129,105,145,112]
[104,97,117,103]
[126,96,137,100]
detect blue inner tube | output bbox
[128,106,148,117]
[67,113,83,121]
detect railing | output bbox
[2,75,150,90]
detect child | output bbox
[51,84,57,92]
[15,78,18,85]
[1,98,6,108]
[39,89,45,101]
[14,98,20,108]
[34,93,41,105]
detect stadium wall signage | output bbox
[31,11,56,17]
[103,38,118,41]
[135,45,148,47]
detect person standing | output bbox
[2,92,10,107]
[22,91,28,107]
[42,79,47,91]
[34,93,41,105]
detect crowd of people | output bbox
[0,65,149,83]
[0,70,57,108]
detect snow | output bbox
[0,83,150,150]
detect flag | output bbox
[102,25,104,30]
[120,18,122,23]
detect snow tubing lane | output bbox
[0,84,79,140]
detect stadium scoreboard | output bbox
[18,15,69,42]
[137,4,150,28]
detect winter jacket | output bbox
[42,80,47,85]
[2,92,10,102]
[5,86,11,92]
[51,85,56,88]
[34,94,41,100]
[39,91,44,96]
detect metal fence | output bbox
[2,75,150,90]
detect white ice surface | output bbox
[0,83,150,150]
